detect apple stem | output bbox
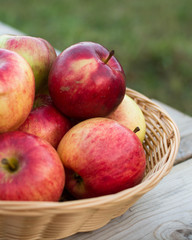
[103,50,115,64]
[133,127,140,134]
[74,173,83,184]
[1,158,17,171]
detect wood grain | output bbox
[64,158,192,240]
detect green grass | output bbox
[0,0,192,115]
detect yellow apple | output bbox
[0,49,35,133]
[107,94,146,142]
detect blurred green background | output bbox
[0,0,191,116]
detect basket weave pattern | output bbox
[0,88,180,240]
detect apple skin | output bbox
[0,49,35,133]
[19,94,72,148]
[48,41,126,119]
[0,34,57,91]
[0,131,65,201]
[107,94,146,142]
[57,118,146,199]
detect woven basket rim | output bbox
[0,88,180,212]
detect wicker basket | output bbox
[0,88,180,240]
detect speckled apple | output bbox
[48,42,126,119]
[57,118,146,199]
[19,94,71,148]
[0,131,65,201]
[0,34,57,91]
[0,49,35,133]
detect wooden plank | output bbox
[176,134,192,164]
[64,158,192,240]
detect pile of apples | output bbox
[0,35,146,201]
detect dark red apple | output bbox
[57,118,146,199]
[19,94,71,148]
[0,131,65,201]
[48,41,126,119]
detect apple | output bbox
[57,118,146,199]
[0,34,57,91]
[107,94,146,142]
[0,131,65,201]
[0,49,35,133]
[19,94,72,148]
[48,41,126,119]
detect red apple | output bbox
[0,49,35,133]
[0,34,57,92]
[19,94,71,148]
[0,131,65,201]
[57,118,146,199]
[48,41,126,119]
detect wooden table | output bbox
[1,22,192,240]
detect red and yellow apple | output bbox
[0,49,35,133]
[19,94,71,148]
[107,94,146,142]
[48,41,126,119]
[0,34,57,91]
[57,118,146,199]
[0,131,65,201]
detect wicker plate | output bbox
[0,88,180,240]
